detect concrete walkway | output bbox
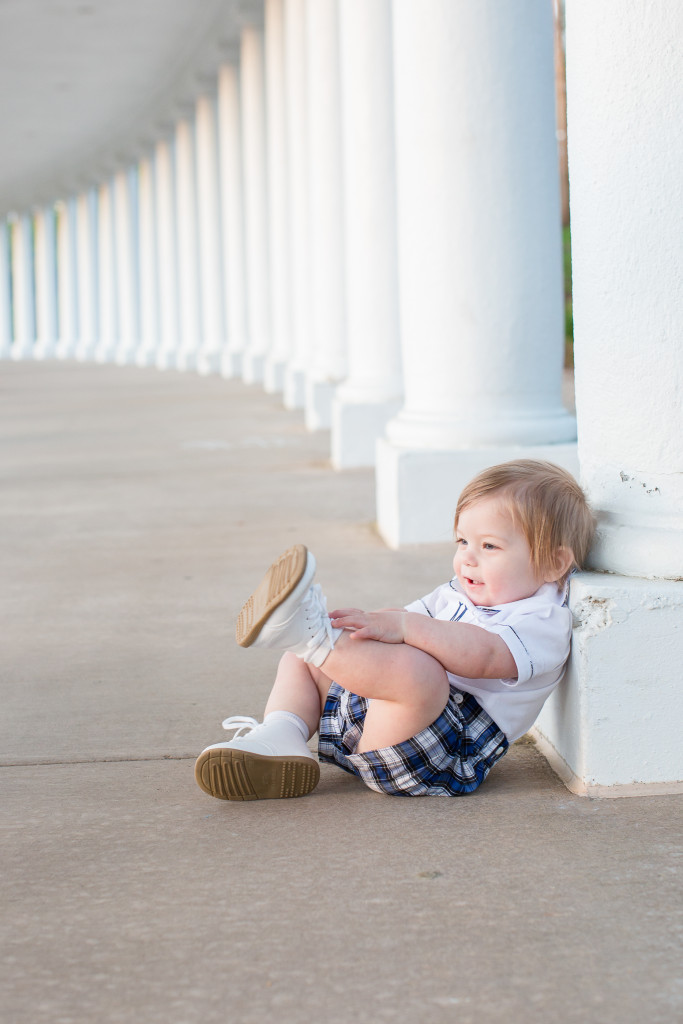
[1,362,680,1024]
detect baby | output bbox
[195,460,595,800]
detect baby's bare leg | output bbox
[307,632,450,752]
[264,652,327,738]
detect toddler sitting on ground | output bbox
[195,459,595,800]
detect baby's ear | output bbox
[544,546,575,583]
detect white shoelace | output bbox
[301,583,336,658]
[221,715,259,738]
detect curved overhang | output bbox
[0,0,263,216]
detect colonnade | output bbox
[0,0,574,540]
[1,0,681,795]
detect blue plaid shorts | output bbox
[318,682,508,796]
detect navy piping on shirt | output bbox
[450,602,468,622]
[500,624,534,679]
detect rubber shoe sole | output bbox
[194,748,320,801]
[235,543,309,647]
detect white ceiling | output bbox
[0,0,263,216]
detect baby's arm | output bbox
[329,608,516,680]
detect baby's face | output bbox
[453,496,544,607]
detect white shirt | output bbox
[404,579,573,742]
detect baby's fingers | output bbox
[347,626,374,640]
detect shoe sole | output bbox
[235,543,309,647]
[194,748,320,801]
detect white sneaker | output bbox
[235,544,342,668]
[194,716,320,801]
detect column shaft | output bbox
[154,140,180,370]
[217,63,247,378]
[304,0,346,430]
[113,170,140,365]
[240,28,271,383]
[175,119,201,371]
[377,0,576,545]
[195,93,225,375]
[264,0,291,392]
[11,214,36,359]
[0,220,11,357]
[282,0,309,408]
[135,157,160,366]
[332,0,402,467]
[75,190,98,361]
[55,199,79,359]
[34,206,58,359]
[95,181,117,362]
[533,0,683,794]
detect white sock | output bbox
[263,709,311,743]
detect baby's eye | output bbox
[456,537,467,547]
[483,543,497,550]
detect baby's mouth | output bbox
[465,576,483,587]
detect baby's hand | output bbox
[329,607,406,644]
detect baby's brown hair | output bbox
[454,460,595,586]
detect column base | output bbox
[114,343,139,366]
[305,378,339,431]
[135,347,157,368]
[75,342,97,362]
[332,396,402,469]
[33,340,57,360]
[284,367,306,410]
[242,352,265,384]
[376,439,579,547]
[94,344,118,364]
[532,572,683,795]
[155,348,178,371]
[264,357,286,394]
[55,339,77,360]
[220,351,243,379]
[175,350,197,373]
[11,341,35,361]
[197,347,222,376]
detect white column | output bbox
[376,0,576,547]
[154,139,180,370]
[0,220,11,357]
[195,93,225,375]
[95,181,117,363]
[174,118,201,371]
[264,0,291,392]
[75,189,98,361]
[304,0,346,430]
[240,27,271,383]
[113,169,140,364]
[135,156,160,366]
[217,63,247,378]
[11,214,37,360]
[282,0,309,408]
[332,0,402,468]
[532,0,683,796]
[33,205,58,359]
[55,199,79,360]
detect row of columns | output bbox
[0,0,574,543]
[0,0,681,792]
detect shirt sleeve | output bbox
[484,602,573,687]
